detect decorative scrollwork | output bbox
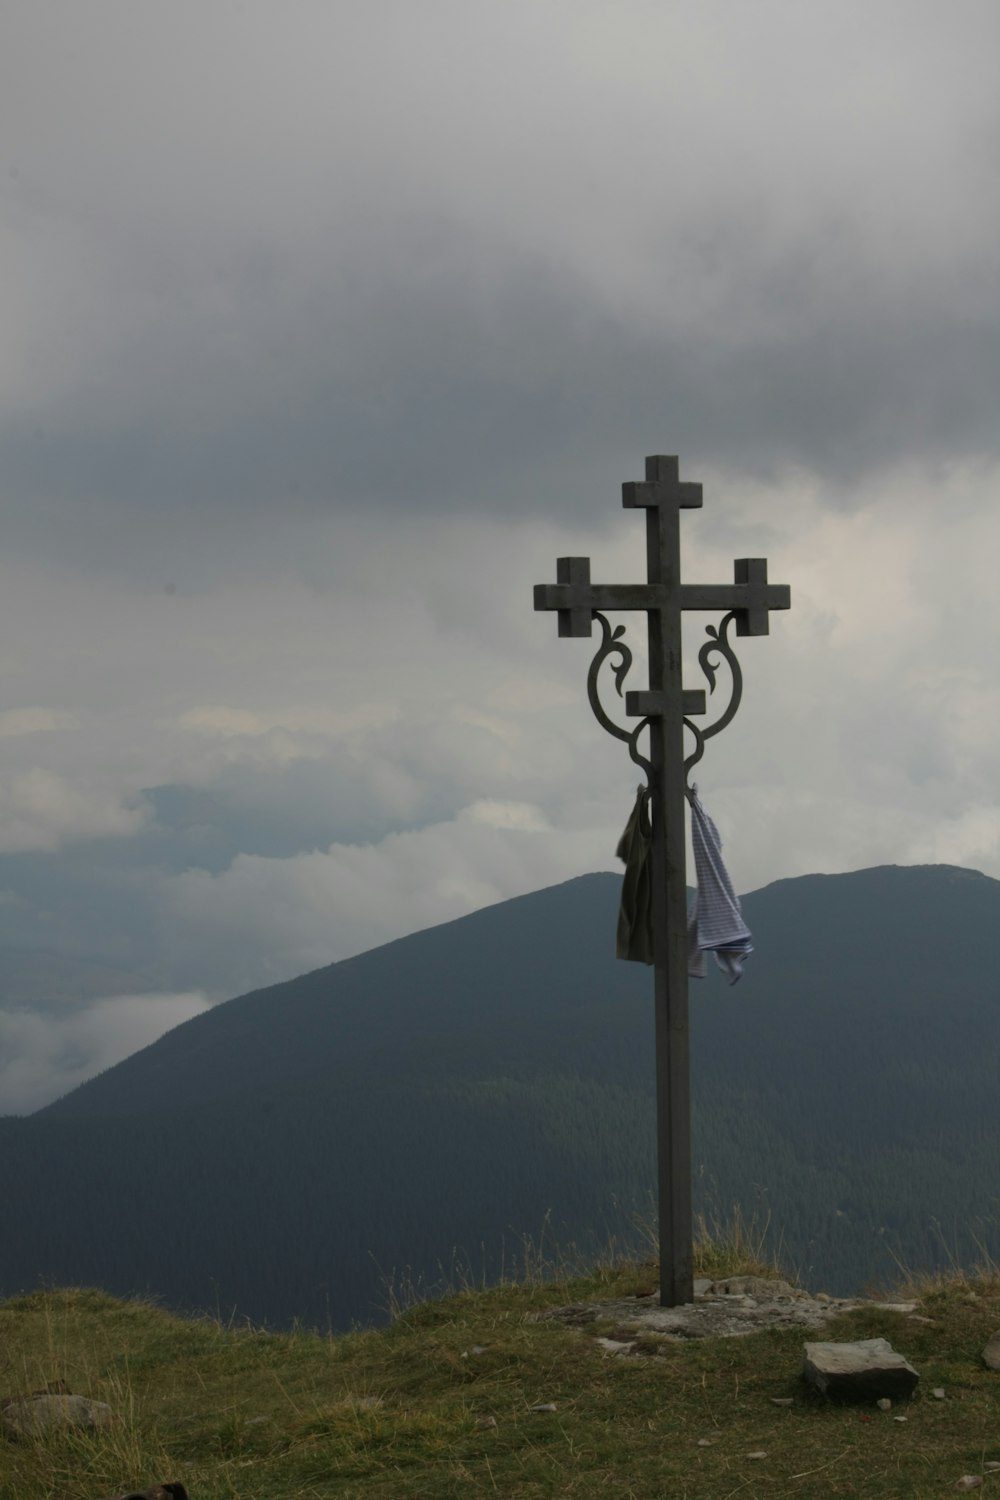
[586,611,652,778]
[683,611,744,783]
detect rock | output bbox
[707,1276,801,1300]
[549,1303,597,1326]
[876,1397,892,1411]
[98,1488,189,1500]
[0,1392,114,1438]
[954,1478,982,1491]
[529,1402,557,1412]
[981,1331,1000,1370]
[552,1285,850,1342]
[933,1387,946,1400]
[802,1339,919,1402]
[549,1285,931,1347]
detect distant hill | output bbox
[3,863,1000,1328]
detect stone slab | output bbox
[0,1391,114,1437]
[803,1338,919,1401]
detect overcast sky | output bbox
[2,0,999,1111]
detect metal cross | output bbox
[533,454,790,1307]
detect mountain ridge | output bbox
[38,859,988,1119]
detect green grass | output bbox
[3,1240,1000,1499]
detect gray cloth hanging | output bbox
[616,782,752,982]
[615,784,654,964]
[687,784,753,984]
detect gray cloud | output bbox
[1,0,999,1111]
[2,0,999,554]
[5,207,999,538]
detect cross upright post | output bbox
[533,454,790,1307]
[626,456,702,1308]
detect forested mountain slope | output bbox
[3,863,998,1328]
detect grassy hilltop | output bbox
[4,1233,1000,1500]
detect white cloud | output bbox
[0,992,211,1115]
[0,768,147,853]
[906,806,1000,873]
[1,460,998,984]
[0,707,76,738]
[176,703,399,740]
[162,803,616,993]
[463,800,553,833]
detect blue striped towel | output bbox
[687,785,752,984]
